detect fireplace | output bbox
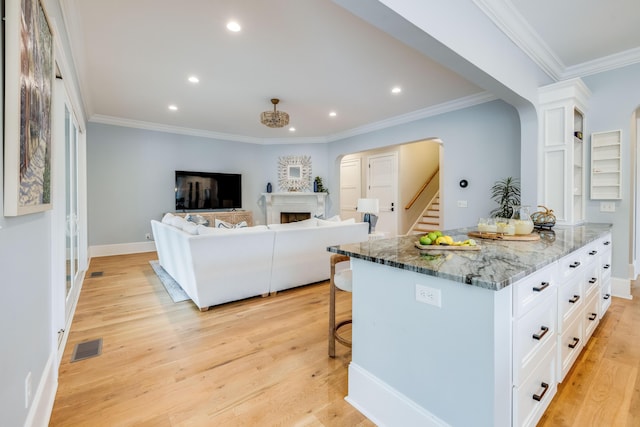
[280,212,311,224]
[262,192,328,224]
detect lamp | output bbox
[260,98,290,128]
[357,198,379,234]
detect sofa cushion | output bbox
[317,217,356,226]
[267,218,318,230]
[214,218,248,229]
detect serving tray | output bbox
[467,231,540,241]
[415,242,481,251]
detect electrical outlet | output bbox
[600,202,615,212]
[457,200,467,208]
[416,284,441,307]
[145,233,152,240]
[25,371,32,409]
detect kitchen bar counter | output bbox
[328,223,612,290]
[327,223,612,427]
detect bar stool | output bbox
[329,254,353,357]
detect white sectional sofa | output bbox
[151,214,368,311]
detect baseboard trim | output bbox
[612,276,633,300]
[25,352,57,427]
[89,241,156,257]
[346,362,449,427]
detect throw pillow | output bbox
[161,212,175,224]
[182,222,199,235]
[170,216,188,228]
[214,218,248,229]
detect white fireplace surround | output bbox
[262,192,327,224]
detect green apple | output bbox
[419,235,432,245]
[427,231,438,241]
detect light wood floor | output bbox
[50,252,372,426]
[50,252,640,426]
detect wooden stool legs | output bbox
[329,254,352,358]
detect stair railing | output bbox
[405,167,439,210]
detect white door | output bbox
[340,158,361,221]
[367,152,398,236]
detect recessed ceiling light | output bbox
[188,76,199,83]
[168,105,178,111]
[391,86,402,94]
[329,111,337,117]
[226,21,241,32]
[289,127,296,132]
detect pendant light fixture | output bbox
[260,98,290,128]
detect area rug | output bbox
[149,260,190,303]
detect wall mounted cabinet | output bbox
[590,130,622,200]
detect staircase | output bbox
[409,193,441,235]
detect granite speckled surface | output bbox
[327,223,612,291]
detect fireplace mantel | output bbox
[262,192,327,224]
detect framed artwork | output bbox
[278,155,312,191]
[4,0,54,216]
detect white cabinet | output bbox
[591,130,622,200]
[539,79,591,225]
[512,263,558,427]
[599,235,613,316]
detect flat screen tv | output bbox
[175,171,242,211]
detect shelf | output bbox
[591,130,621,200]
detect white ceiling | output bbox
[59,0,640,143]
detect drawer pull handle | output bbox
[589,250,598,256]
[569,295,580,303]
[532,326,549,340]
[589,277,597,284]
[533,382,549,402]
[569,261,581,268]
[533,282,549,292]
[568,337,580,349]
[604,241,611,246]
[604,293,611,300]
[589,313,597,321]
[603,264,611,269]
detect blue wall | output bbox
[86,99,521,246]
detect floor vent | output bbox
[71,338,103,362]
[90,271,104,277]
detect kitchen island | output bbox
[328,223,612,427]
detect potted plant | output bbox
[490,177,520,218]
[314,176,328,193]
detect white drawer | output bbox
[513,262,557,318]
[601,255,612,274]
[584,264,599,298]
[582,240,602,266]
[513,344,557,427]
[558,275,583,332]
[557,251,584,281]
[558,314,583,381]
[601,278,612,317]
[583,291,600,342]
[513,290,557,386]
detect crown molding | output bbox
[562,46,640,79]
[325,92,496,142]
[472,0,565,81]
[90,92,495,145]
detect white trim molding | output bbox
[346,362,449,427]
[89,241,156,258]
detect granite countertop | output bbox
[327,223,612,291]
